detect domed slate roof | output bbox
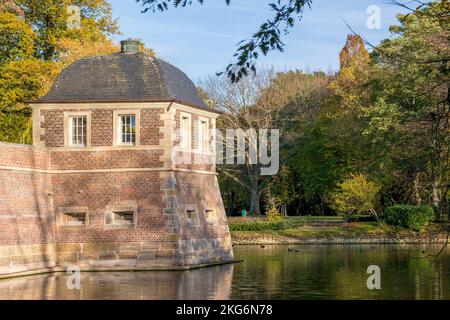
[32,51,211,111]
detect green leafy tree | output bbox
[0,0,122,144]
[365,0,449,213]
[17,0,119,60]
[0,12,34,63]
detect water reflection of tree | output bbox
[410,245,450,300]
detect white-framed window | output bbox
[113,110,140,146]
[64,112,90,148]
[69,116,87,147]
[198,118,209,152]
[119,114,136,144]
[180,113,191,150]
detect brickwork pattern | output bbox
[40,110,64,147]
[0,170,54,246]
[0,104,232,276]
[50,149,164,170]
[0,143,50,170]
[175,172,234,265]
[52,172,167,243]
[91,109,113,146]
[141,108,164,145]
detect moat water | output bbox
[0,244,449,300]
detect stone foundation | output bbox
[0,244,56,277]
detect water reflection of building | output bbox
[0,264,234,300]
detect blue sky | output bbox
[109,0,408,81]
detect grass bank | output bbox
[228,216,449,245]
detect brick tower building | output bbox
[0,39,234,277]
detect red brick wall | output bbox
[52,172,168,243]
[141,108,164,145]
[1,105,233,275]
[50,150,163,170]
[40,108,164,148]
[91,109,113,146]
[40,110,64,147]
[175,172,234,264]
[0,143,50,170]
[0,143,54,244]
[176,172,228,240]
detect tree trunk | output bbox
[370,209,380,222]
[281,203,287,216]
[432,175,441,208]
[414,172,422,205]
[249,188,261,215]
[248,166,261,215]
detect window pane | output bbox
[201,121,208,151]
[120,115,136,144]
[71,116,87,146]
[82,117,87,146]
[182,116,190,149]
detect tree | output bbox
[202,67,329,215]
[331,173,381,220]
[0,0,123,144]
[365,0,449,214]
[136,0,312,82]
[289,111,352,215]
[267,165,297,216]
[329,34,371,114]
[280,35,371,216]
[17,0,119,60]
[0,0,24,15]
[0,12,34,63]
[201,68,278,215]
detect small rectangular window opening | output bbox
[113,211,134,225]
[61,212,86,226]
[205,209,217,223]
[186,209,199,225]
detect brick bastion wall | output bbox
[0,143,55,276]
[0,141,234,278]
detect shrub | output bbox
[229,220,284,231]
[267,207,282,222]
[330,174,381,220]
[264,191,283,221]
[384,205,435,231]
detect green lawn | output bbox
[228,216,449,240]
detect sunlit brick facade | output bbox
[0,40,234,278]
